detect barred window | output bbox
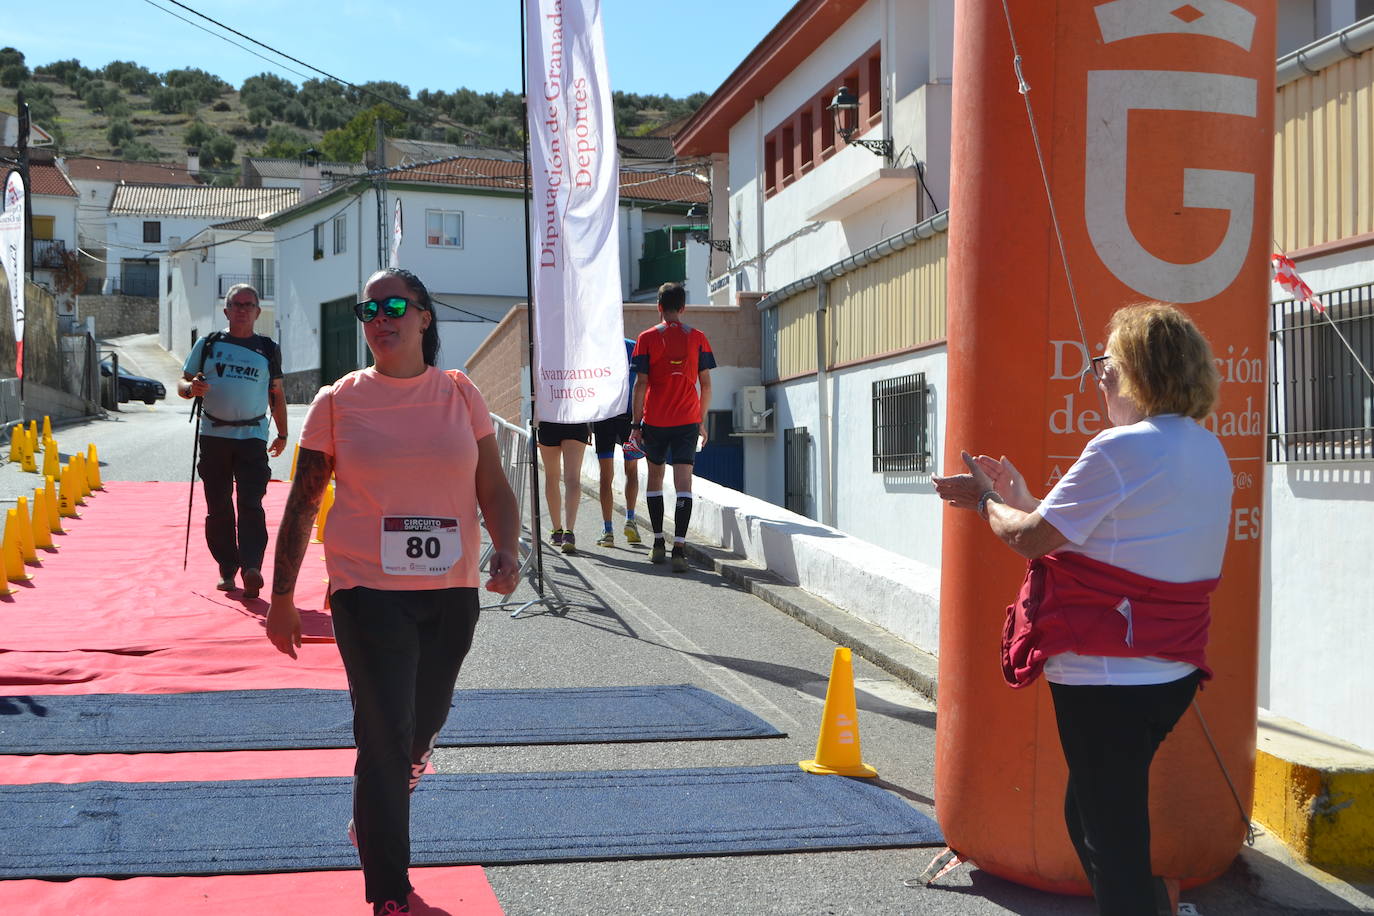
[872,372,929,472]
[784,426,812,518]
[1269,285,1374,462]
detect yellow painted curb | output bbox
[1253,712,1374,870]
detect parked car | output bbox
[100,359,167,405]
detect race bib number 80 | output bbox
[381,516,461,576]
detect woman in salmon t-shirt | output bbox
[266,267,519,916]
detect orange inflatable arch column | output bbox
[937,0,1274,894]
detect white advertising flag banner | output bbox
[525,0,627,423]
[0,171,25,379]
[390,198,403,268]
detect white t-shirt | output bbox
[1035,414,1232,685]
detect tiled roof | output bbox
[618,136,677,161]
[209,216,271,231]
[63,157,202,185]
[29,162,78,197]
[110,184,298,219]
[385,157,707,204]
[387,138,523,165]
[243,157,367,180]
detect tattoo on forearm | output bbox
[271,449,333,596]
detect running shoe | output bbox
[347,817,357,847]
[650,539,666,564]
[561,532,577,555]
[240,567,264,600]
[623,523,642,545]
[550,529,564,546]
[596,530,615,547]
[672,546,689,573]
[374,901,410,915]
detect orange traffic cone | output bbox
[30,487,54,551]
[312,482,335,543]
[41,439,59,480]
[800,646,878,778]
[86,444,104,490]
[44,475,65,534]
[58,465,81,519]
[71,456,90,502]
[19,429,36,473]
[14,496,38,565]
[4,509,33,583]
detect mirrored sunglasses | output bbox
[354,296,418,322]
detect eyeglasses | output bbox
[227,299,258,309]
[1079,354,1112,392]
[353,296,421,322]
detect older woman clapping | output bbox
[933,302,1232,916]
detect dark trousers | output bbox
[330,587,481,905]
[196,434,270,577]
[1048,672,1201,916]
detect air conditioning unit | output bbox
[732,385,773,435]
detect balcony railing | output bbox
[32,239,67,269]
[217,273,275,300]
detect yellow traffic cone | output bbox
[289,443,299,480]
[86,444,104,490]
[313,482,335,543]
[41,441,58,481]
[41,415,51,441]
[7,425,21,463]
[27,420,37,444]
[72,456,90,502]
[57,465,81,519]
[4,509,33,583]
[800,646,878,778]
[45,475,65,533]
[14,497,37,565]
[19,429,36,473]
[30,487,54,551]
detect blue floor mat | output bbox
[0,765,943,877]
[0,685,783,754]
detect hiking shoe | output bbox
[374,901,409,915]
[561,532,577,555]
[650,539,666,564]
[623,523,642,545]
[347,817,357,848]
[215,574,236,592]
[596,531,615,547]
[240,567,264,600]
[672,547,689,573]
[550,529,564,546]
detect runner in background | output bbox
[536,420,590,554]
[593,338,644,547]
[627,283,715,573]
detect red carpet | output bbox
[0,481,499,913]
[0,867,501,915]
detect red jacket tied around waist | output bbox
[1001,551,1219,688]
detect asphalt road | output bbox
[0,334,1369,915]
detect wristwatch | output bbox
[630,422,643,430]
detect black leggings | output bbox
[331,586,480,905]
[196,435,270,577]
[1048,671,1201,916]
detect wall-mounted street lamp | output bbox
[686,203,732,253]
[828,86,893,160]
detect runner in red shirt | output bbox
[627,283,716,572]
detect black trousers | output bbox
[1048,672,1201,916]
[196,434,270,577]
[330,586,481,905]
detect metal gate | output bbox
[319,296,359,385]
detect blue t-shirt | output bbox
[183,332,282,441]
[621,337,635,415]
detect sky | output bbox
[6,0,800,100]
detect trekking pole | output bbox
[183,374,204,571]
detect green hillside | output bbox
[1,48,704,185]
